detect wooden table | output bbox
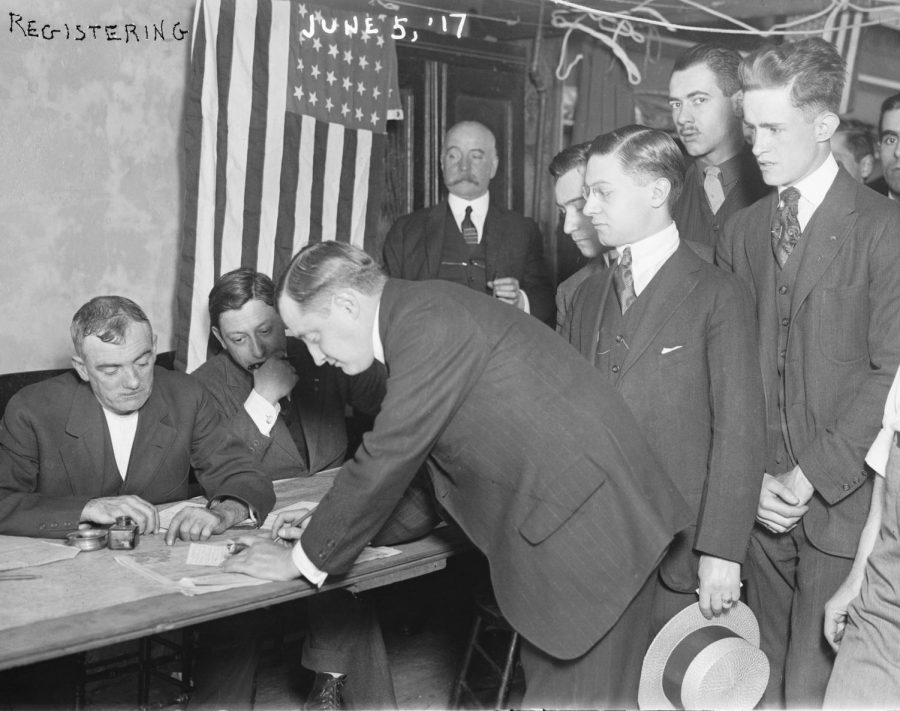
[0,471,470,671]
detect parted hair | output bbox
[71,296,151,357]
[548,141,591,179]
[673,42,743,97]
[879,92,900,135]
[740,38,846,116]
[208,267,275,329]
[277,241,387,310]
[587,124,686,207]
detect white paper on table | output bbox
[0,535,80,571]
[185,542,231,567]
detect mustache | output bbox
[446,175,478,185]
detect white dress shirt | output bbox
[780,153,839,231]
[102,408,139,480]
[614,221,680,296]
[243,388,281,437]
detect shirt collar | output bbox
[780,153,839,211]
[615,222,681,296]
[448,191,490,221]
[371,300,384,365]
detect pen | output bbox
[0,574,40,580]
[273,506,316,544]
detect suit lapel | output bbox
[424,204,449,278]
[618,244,701,379]
[745,193,778,290]
[124,379,178,494]
[790,172,857,319]
[581,271,614,361]
[61,383,111,493]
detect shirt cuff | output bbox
[244,389,281,437]
[866,427,893,478]
[291,540,328,587]
[519,290,531,314]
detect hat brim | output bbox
[638,601,761,710]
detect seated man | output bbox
[0,295,275,705]
[189,268,438,710]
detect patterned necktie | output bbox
[703,165,725,214]
[612,246,636,314]
[461,205,479,245]
[771,187,802,268]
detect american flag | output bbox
[175,0,400,372]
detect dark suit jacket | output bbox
[717,168,900,557]
[299,279,691,660]
[563,242,766,590]
[673,145,769,250]
[866,175,891,196]
[382,201,555,323]
[191,340,385,480]
[555,257,608,334]
[0,368,275,538]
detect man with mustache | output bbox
[382,120,554,324]
[669,42,768,250]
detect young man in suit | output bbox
[549,141,612,332]
[716,38,900,707]
[562,125,765,637]
[225,241,692,710]
[382,120,554,323]
[189,269,437,711]
[669,43,768,249]
[867,92,900,198]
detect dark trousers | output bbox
[744,523,852,708]
[518,570,656,710]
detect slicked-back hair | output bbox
[71,296,151,357]
[879,92,900,135]
[277,242,387,311]
[835,119,875,161]
[672,42,743,97]
[208,267,275,329]
[548,141,591,179]
[740,38,845,117]
[587,124,686,207]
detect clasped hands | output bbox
[756,465,814,534]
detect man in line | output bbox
[383,120,554,323]
[563,125,765,638]
[0,295,275,704]
[716,38,900,707]
[226,241,692,710]
[549,141,612,332]
[189,269,438,710]
[867,92,900,199]
[830,118,876,183]
[669,42,768,249]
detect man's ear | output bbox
[815,111,840,143]
[649,176,672,209]
[72,355,89,382]
[332,290,361,319]
[860,154,875,181]
[211,326,225,351]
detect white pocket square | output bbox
[660,345,683,355]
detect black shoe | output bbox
[304,673,346,711]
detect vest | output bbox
[595,279,657,382]
[437,214,488,294]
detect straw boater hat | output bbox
[638,601,769,710]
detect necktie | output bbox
[461,205,479,245]
[612,246,636,314]
[771,187,802,268]
[703,166,725,214]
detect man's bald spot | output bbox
[443,121,497,153]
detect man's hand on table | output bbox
[222,536,300,580]
[81,495,159,534]
[164,498,250,545]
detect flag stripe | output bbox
[336,128,357,243]
[293,114,316,252]
[321,122,345,243]
[274,110,302,280]
[307,120,330,245]
[220,0,257,275]
[212,0,236,279]
[362,131,382,251]
[256,0,290,277]
[239,0,273,271]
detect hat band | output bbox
[662,625,739,709]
